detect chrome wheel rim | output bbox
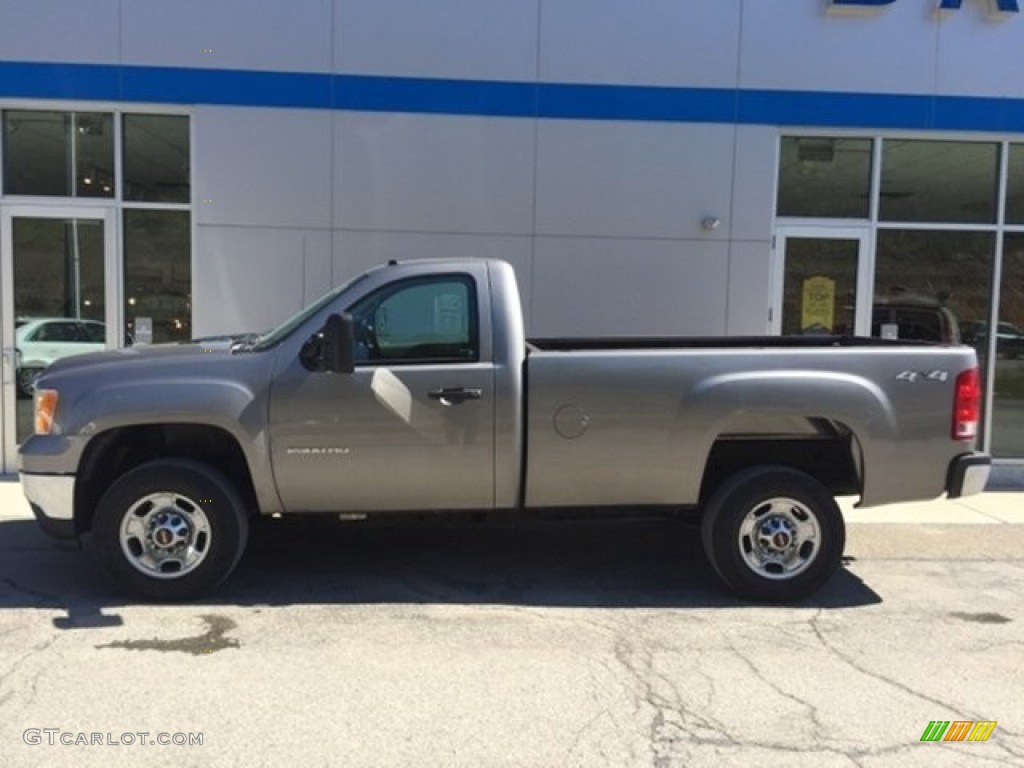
[737,497,820,580]
[119,492,212,579]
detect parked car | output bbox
[21,259,989,603]
[871,294,961,344]
[961,321,1024,359]
[15,318,106,397]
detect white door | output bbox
[0,206,120,472]
[772,227,872,337]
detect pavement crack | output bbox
[725,638,827,738]
[0,637,57,709]
[612,634,739,762]
[808,610,1024,762]
[564,706,612,764]
[809,609,971,717]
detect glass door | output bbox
[1,206,119,472]
[772,228,872,337]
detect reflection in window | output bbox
[2,110,114,198]
[124,210,192,343]
[990,234,1024,456]
[12,218,106,322]
[880,140,998,224]
[11,217,109,441]
[874,230,993,342]
[75,113,115,197]
[777,137,873,218]
[123,114,190,203]
[3,111,68,196]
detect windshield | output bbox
[249,273,369,351]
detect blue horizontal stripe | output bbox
[3,60,1024,133]
[0,61,122,101]
[333,75,536,117]
[123,67,331,109]
[737,89,933,130]
[538,83,736,123]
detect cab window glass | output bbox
[349,275,478,363]
[80,322,106,342]
[37,321,81,342]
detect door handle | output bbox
[428,387,483,406]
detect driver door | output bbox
[269,271,495,513]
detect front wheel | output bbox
[91,459,249,601]
[700,466,845,603]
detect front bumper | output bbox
[19,472,77,544]
[946,452,991,499]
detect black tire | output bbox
[91,459,249,601]
[700,466,845,603]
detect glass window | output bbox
[40,321,85,342]
[777,137,873,218]
[123,114,190,203]
[2,110,114,197]
[11,216,109,441]
[989,234,1024,457]
[880,140,998,224]
[123,210,192,343]
[1007,144,1024,225]
[780,237,860,336]
[74,113,115,197]
[80,320,106,343]
[874,230,994,346]
[12,217,106,321]
[349,276,478,363]
[4,111,69,196]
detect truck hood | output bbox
[38,337,256,383]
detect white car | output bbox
[15,318,106,397]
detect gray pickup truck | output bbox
[20,259,990,602]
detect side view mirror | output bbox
[299,313,355,373]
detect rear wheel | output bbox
[91,459,249,601]
[701,466,845,603]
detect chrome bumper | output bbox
[20,472,75,520]
[20,472,77,544]
[946,453,991,499]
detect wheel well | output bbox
[74,424,258,534]
[699,431,862,505]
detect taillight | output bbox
[953,368,980,441]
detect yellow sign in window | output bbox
[801,275,836,333]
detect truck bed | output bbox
[523,341,976,509]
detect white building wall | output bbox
[538,0,742,87]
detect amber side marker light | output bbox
[34,389,59,435]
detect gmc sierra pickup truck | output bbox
[20,259,990,602]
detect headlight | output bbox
[34,389,59,435]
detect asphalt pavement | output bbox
[1,479,1022,767]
